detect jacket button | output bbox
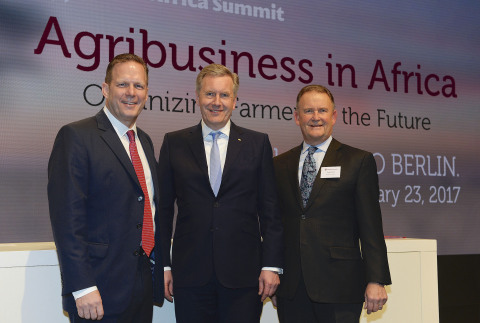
[133,249,140,256]
[136,223,142,229]
[213,202,219,207]
[301,214,306,220]
[138,196,143,202]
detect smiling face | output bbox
[102,61,148,128]
[196,75,237,130]
[294,91,337,146]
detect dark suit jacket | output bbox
[157,122,283,289]
[48,110,164,315]
[273,138,391,303]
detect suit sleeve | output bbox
[157,133,176,267]
[257,134,284,268]
[47,125,96,295]
[355,153,392,285]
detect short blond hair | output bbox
[196,64,239,96]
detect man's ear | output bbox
[101,82,109,100]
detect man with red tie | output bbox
[48,53,164,322]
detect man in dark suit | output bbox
[273,85,391,323]
[158,64,283,323]
[48,53,164,322]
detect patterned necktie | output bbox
[209,131,222,196]
[126,130,154,256]
[300,146,318,208]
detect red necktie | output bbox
[127,130,154,256]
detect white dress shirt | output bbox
[201,120,230,176]
[298,136,333,184]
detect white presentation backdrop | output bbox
[0,0,479,255]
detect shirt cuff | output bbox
[262,267,283,274]
[164,266,282,274]
[72,286,98,300]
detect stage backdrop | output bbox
[1,0,479,255]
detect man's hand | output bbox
[364,282,388,314]
[164,270,174,302]
[75,290,104,320]
[258,270,280,302]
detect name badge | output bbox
[321,166,341,178]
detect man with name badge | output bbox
[273,85,391,323]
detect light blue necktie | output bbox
[209,131,222,196]
[300,146,318,207]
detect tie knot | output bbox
[210,131,220,141]
[127,130,135,142]
[307,146,317,154]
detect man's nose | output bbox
[311,111,321,120]
[125,85,136,96]
[213,94,222,105]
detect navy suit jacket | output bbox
[273,138,391,303]
[157,122,283,289]
[48,110,164,315]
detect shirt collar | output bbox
[201,119,231,140]
[301,136,333,155]
[103,106,137,138]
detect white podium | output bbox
[360,238,439,323]
[0,238,438,323]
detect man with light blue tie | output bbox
[157,64,284,322]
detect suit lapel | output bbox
[138,130,160,205]
[305,138,342,210]
[286,144,304,209]
[187,123,210,186]
[96,110,141,190]
[186,121,245,197]
[221,122,243,185]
